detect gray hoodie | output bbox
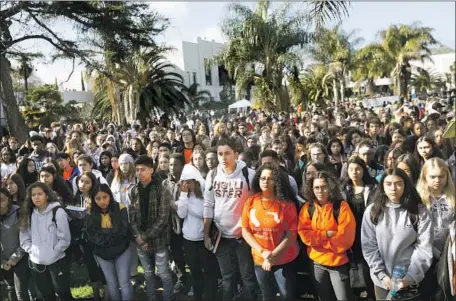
[204,160,254,238]
[1,204,25,266]
[20,202,71,265]
[429,195,455,258]
[361,202,433,289]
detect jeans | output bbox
[29,257,73,301]
[130,242,139,277]
[169,231,188,285]
[254,262,296,301]
[137,247,174,301]
[80,240,106,284]
[1,256,30,301]
[95,246,133,301]
[215,237,257,301]
[183,239,218,300]
[312,262,354,301]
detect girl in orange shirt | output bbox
[298,171,356,301]
[242,164,299,301]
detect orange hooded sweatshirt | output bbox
[298,200,356,267]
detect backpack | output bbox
[308,199,342,224]
[51,205,86,245]
[208,165,251,191]
[51,206,64,226]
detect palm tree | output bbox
[410,67,444,94]
[181,83,212,108]
[307,0,351,32]
[18,55,34,92]
[288,65,334,109]
[309,24,362,106]
[351,44,393,95]
[379,23,438,97]
[211,0,311,112]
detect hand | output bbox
[135,235,144,246]
[2,263,11,271]
[326,231,337,238]
[85,198,92,214]
[7,260,16,267]
[261,250,272,260]
[382,276,391,290]
[262,259,272,271]
[181,182,189,193]
[141,243,149,251]
[204,236,213,251]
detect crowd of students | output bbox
[0,98,455,301]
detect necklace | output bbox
[260,195,276,211]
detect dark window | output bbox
[204,59,212,86]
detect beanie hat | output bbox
[119,154,134,164]
[180,164,205,191]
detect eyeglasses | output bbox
[259,177,274,183]
[313,185,328,192]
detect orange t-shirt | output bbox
[183,148,193,164]
[241,193,299,265]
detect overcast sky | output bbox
[19,1,455,90]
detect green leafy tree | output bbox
[181,83,212,108]
[379,23,438,97]
[351,44,393,95]
[410,67,444,94]
[211,0,311,112]
[307,0,350,32]
[1,2,164,142]
[288,65,334,109]
[309,24,362,105]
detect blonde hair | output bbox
[113,162,136,183]
[417,157,455,212]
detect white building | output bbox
[181,37,226,101]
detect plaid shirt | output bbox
[128,179,171,253]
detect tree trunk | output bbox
[332,78,339,107]
[339,79,345,105]
[0,54,30,144]
[366,78,375,96]
[395,71,402,97]
[127,85,135,123]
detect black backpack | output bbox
[208,165,251,191]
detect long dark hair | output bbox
[414,135,444,165]
[20,182,58,231]
[305,171,344,204]
[6,173,26,205]
[370,168,423,225]
[252,164,294,203]
[345,156,377,187]
[16,158,38,187]
[396,153,420,185]
[86,184,121,233]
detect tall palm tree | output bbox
[288,65,334,109]
[379,23,438,97]
[351,44,393,95]
[410,67,444,94]
[181,83,212,108]
[212,0,310,112]
[18,55,34,92]
[118,49,189,121]
[307,0,351,33]
[309,24,362,106]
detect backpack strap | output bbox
[308,202,316,220]
[241,166,250,191]
[52,206,63,226]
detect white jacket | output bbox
[176,192,205,241]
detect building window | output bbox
[204,59,212,86]
[193,72,197,84]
